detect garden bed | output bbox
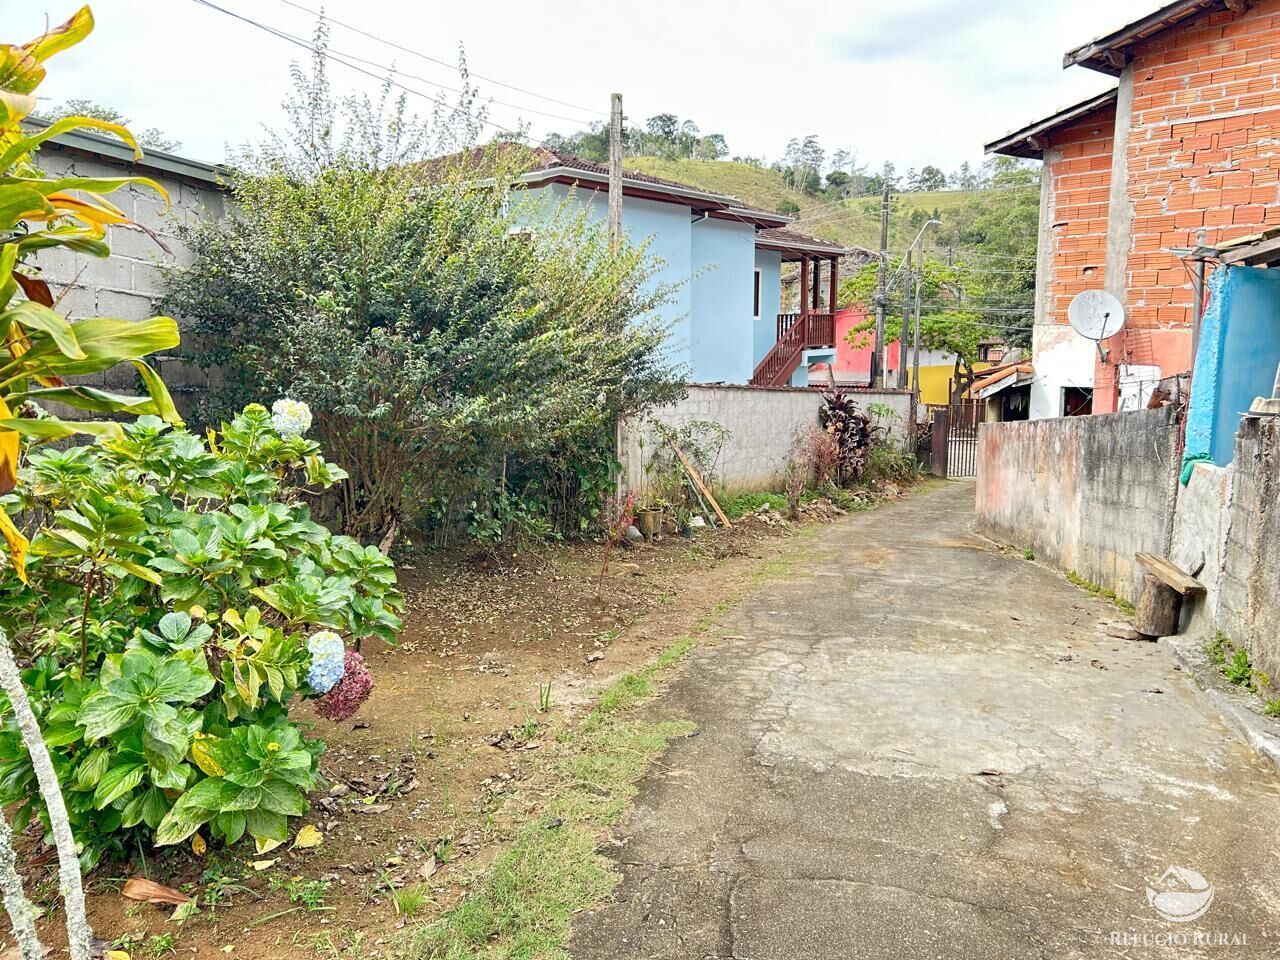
[14,503,853,960]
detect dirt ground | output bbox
[12,497,864,960]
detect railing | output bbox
[751,312,838,387]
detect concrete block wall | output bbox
[1172,417,1280,680]
[975,407,1179,602]
[28,143,228,405]
[621,385,912,495]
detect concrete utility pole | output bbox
[872,183,890,387]
[911,260,923,402]
[608,93,623,248]
[898,248,912,389]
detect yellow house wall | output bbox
[907,362,993,406]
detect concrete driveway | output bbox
[569,481,1280,959]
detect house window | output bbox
[753,269,761,318]
[1063,387,1092,416]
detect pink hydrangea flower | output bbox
[316,651,373,721]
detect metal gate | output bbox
[925,402,981,479]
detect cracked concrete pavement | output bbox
[568,481,1280,959]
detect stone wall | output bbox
[620,385,913,494]
[975,407,1179,602]
[29,141,228,410]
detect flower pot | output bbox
[636,507,662,542]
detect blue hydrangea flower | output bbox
[271,398,313,438]
[306,631,346,693]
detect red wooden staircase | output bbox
[749,312,836,387]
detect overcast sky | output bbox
[16,0,1157,173]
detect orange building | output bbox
[987,0,1280,418]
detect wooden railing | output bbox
[751,312,838,386]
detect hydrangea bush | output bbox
[0,403,403,865]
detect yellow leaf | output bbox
[254,835,283,855]
[0,506,28,584]
[189,604,207,619]
[191,833,206,856]
[250,856,278,870]
[189,736,226,777]
[105,951,131,960]
[291,824,323,850]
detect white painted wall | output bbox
[1030,322,1096,419]
[620,385,913,493]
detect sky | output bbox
[14,0,1160,174]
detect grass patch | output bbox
[719,490,787,519]
[1205,631,1273,695]
[1065,570,1136,616]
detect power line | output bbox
[191,0,593,127]
[271,0,606,120]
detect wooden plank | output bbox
[672,445,730,529]
[1219,234,1280,266]
[1136,552,1205,595]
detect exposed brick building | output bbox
[987,0,1280,418]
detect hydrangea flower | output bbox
[271,397,313,438]
[306,630,346,694]
[316,651,373,721]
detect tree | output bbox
[839,258,998,402]
[916,165,947,191]
[164,31,684,542]
[695,132,729,160]
[645,112,679,142]
[825,170,851,193]
[41,97,182,152]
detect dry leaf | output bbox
[292,824,323,849]
[250,858,278,871]
[121,877,191,906]
[418,858,438,880]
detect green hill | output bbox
[624,157,983,253]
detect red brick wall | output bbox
[1044,105,1117,325]
[1124,0,1280,329]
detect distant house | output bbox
[986,0,1280,420]
[802,304,1003,406]
[510,149,853,386]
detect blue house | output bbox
[1184,236,1280,467]
[511,150,850,386]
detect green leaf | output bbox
[153,804,207,847]
[258,779,307,816]
[79,690,140,741]
[73,747,112,790]
[4,300,85,358]
[94,761,144,809]
[244,807,288,844]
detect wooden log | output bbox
[1134,572,1181,638]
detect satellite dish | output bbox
[1068,289,1126,341]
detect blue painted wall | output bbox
[1186,266,1280,465]
[691,217,756,382]
[754,249,782,367]
[520,184,770,384]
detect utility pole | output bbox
[911,259,923,403]
[898,249,912,389]
[608,93,623,249]
[872,183,890,387]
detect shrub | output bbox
[163,37,684,545]
[819,392,879,483]
[0,404,403,866]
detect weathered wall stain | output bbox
[976,407,1178,602]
